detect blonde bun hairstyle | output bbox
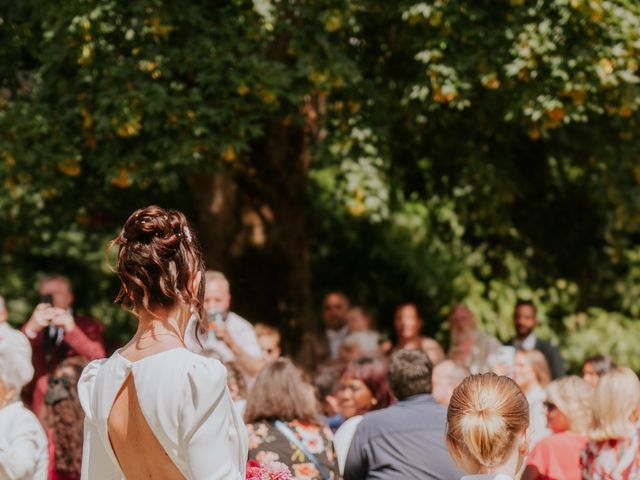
[447,373,529,473]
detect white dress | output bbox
[0,401,48,480]
[78,348,248,479]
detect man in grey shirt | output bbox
[344,349,464,479]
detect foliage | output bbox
[2,0,640,369]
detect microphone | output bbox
[206,310,224,341]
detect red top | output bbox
[527,430,588,480]
[22,315,105,415]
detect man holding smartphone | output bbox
[21,274,105,415]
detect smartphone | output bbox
[40,294,53,305]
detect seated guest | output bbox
[432,359,470,407]
[225,361,248,416]
[336,357,392,422]
[333,358,392,471]
[255,323,282,363]
[296,292,349,375]
[340,331,381,362]
[346,306,373,332]
[244,358,339,480]
[0,324,48,479]
[514,349,551,446]
[21,275,105,413]
[582,354,617,388]
[448,304,501,374]
[508,300,565,379]
[0,296,34,400]
[446,373,530,480]
[581,367,640,479]
[314,363,343,431]
[393,303,445,365]
[523,376,594,480]
[42,356,87,480]
[343,350,462,479]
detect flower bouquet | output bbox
[246,459,292,480]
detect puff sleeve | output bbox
[78,360,120,480]
[180,358,248,480]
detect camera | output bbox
[40,294,54,305]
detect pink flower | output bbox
[246,460,292,480]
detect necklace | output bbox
[136,331,183,342]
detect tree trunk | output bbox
[187,117,314,352]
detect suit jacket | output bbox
[22,315,105,413]
[508,336,566,380]
[344,394,463,480]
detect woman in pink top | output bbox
[523,376,594,480]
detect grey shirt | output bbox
[344,394,463,480]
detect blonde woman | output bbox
[447,373,530,480]
[514,349,551,446]
[581,367,640,479]
[523,376,594,480]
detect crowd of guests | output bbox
[0,269,638,479]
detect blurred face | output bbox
[514,352,537,392]
[258,335,281,362]
[336,374,376,419]
[323,293,349,330]
[204,280,231,313]
[394,304,422,341]
[514,304,537,338]
[449,305,476,340]
[545,401,570,433]
[40,278,74,310]
[582,362,600,388]
[346,307,371,332]
[432,362,455,406]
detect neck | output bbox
[134,306,187,342]
[516,331,533,341]
[398,335,420,348]
[482,445,522,478]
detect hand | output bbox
[26,303,55,334]
[212,323,234,349]
[50,308,76,333]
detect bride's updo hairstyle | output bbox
[109,205,205,329]
[446,373,529,473]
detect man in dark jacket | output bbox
[508,299,565,379]
[344,349,463,480]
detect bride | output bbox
[78,205,247,479]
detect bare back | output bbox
[108,373,185,479]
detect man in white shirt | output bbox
[202,271,265,380]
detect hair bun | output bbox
[109,205,205,327]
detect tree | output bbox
[2,0,640,367]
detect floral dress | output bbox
[581,426,640,479]
[247,420,339,480]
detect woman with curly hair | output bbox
[522,376,594,480]
[79,206,247,479]
[43,356,88,480]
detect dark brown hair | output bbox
[109,205,205,329]
[244,358,321,425]
[388,349,433,399]
[342,357,393,410]
[42,356,88,477]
